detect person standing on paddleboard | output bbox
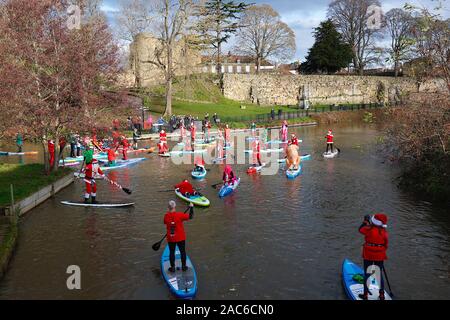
[281,121,288,143]
[16,133,23,153]
[107,147,116,167]
[253,139,262,167]
[132,128,140,150]
[325,129,334,154]
[359,213,389,300]
[82,158,105,204]
[224,124,231,147]
[164,201,194,273]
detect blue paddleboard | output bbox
[342,259,392,300]
[161,245,198,299]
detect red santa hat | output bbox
[371,213,388,228]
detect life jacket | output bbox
[107,149,116,161]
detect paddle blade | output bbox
[122,188,132,195]
[152,242,161,251]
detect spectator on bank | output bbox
[271,109,275,120]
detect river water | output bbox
[0,123,449,299]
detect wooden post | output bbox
[10,184,16,223]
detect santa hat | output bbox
[161,130,165,133]
[371,213,388,228]
[328,129,332,133]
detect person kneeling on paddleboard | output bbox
[358,213,389,300]
[223,165,236,185]
[164,201,194,273]
[83,159,105,204]
[325,129,334,153]
[157,141,169,155]
[175,180,201,198]
[194,157,205,172]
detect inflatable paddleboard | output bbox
[170,149,207,155]
[0,151,38,156]
[278,154,312,163]
[175,189,210,207]
[286,164,302,179]
[247,163,266,174]
[342,259,392,300]
[323,149,339,158]
[218,178,240,198]
[100,158,145,171]
[191,168,207,179]
[245,148,283,154]
[73,172,104,179]
[159,153,171,157]
[161,245,197,299]
[61,201,134,208]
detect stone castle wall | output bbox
[222,74,446,106]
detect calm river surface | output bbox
[0,123,449,299]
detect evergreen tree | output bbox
[193,0,250,75]
[302,20,352,74]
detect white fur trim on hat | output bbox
[371,215,387,228]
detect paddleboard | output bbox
[175,189,210,207]
[278,154,312,163]
[286,164,303,179]
[0,151,38,156]
[191,168,207,179]
[159,153,171,158]
[247,163,266,174]
[100,158,145,171]
[265,140,288,145]
[323,149,339,158]
[161,245,198,299]
[212,156,227,163]
[342,259,392,300]
[61,201,134,208]
[170,149,207,155]
[245,148,283,154]
[218,178,240,198]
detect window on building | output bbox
[221,65,225,73]
[228,65,233,73]
[245,65,251,73]
[237,66,242,73]
[212,65,216,73]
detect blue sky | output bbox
[100,0,449,62]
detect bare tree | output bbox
[328,0,382,75]
[406,3,450,92]
[147,0,194,116]
[115,0,153,42]
[234,4,296,73]
[385,8,414,77]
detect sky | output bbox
[100,0,449,62]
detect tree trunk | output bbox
[394,60,399,78]
[165,79,172,117]
[53,144,60,172]
[256,56,261,74]
[217,40,222,75]
[42,141,49,174]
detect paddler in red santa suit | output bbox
[190,123,196,146]
[158,141,169,155]
[48,139,55,168]
[358,213,389,300]
[83,159,105,204]
[116,135,129,160]
[289,133,299,147]
[193,157,205,173]
[160,129,167,145]
[325,129,334,154]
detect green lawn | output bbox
[0,164,72,207]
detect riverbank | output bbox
[0,218,17,280]
[0,164,72,207]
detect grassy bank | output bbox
[0,220,18,279]
[0,164,72,207]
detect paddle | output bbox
[152,206,191,251]
[103,176,132,195]
[383,266,394,297]
[211,182,223,189]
